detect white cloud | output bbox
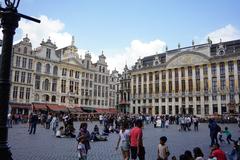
[205,24,240,43]
[106,39,166,72]
[18,15,72,48]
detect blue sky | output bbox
[3,0,240,71]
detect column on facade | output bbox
[225,62,230,112]
[141,73,144,113]
[233,60,239,109]
[200,65,205,117]
[172,69,176,115]
[178,69,182,114]
[185,67,189,114]
[216,63,222,114]
[192,66,197,115]
[159,71,162,114]
[208,64,213,115]
[146,72,150,114]
[165,70,169,114]
[130,76,134,113]
[152,72,156,115]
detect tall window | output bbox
[182,80,185,92]
[52,79,57,92]
[175,68,178,78]
[26,88,30,102]
[196,79,200,91]
[75,71,80,79]
[162,82,166,93]
[220,62,225,75]
[188,66,192,77]
[69,81,74,92]
[181,67,185,77]
[220,77,225,90]
[169,81,172,93]
[35,75,40,89]
[43,79,50,91]
[28,59,33,69]
[27,73,32,84]
[204,78,208,91]
[45,64,50,74]
[52,96,56,102]
[24,47,27,54]
[61,80,66,93]
[211,63,216,75]
[189,79,193,92]
[19,87,24,99]
[168,70,172,79]
[36,62,42,73]
[195,66,200,78]
[62,68,67,76]
[61,96,65,103]
[53,66,58,75]
[14,71,20,82]
[16,56,21,67]
[22,58,27,68]
[13,86,18,99]
[21,72,26,83]
[229,76,235,92]
[162,71,166,80]
[228,61,234,73]
[203,64,208,75]
[75,82,79,94]
[70,70,74,77]
[175,81,179,93]
[212,78,217,92]
[46,48,51,59]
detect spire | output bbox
[207,36,212,44]
[220,38,222,43]
[192,40,195,46]
[71,36,75,46]
[178,43,180,49]
[165,45,168,51]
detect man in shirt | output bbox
[130,119,145,160]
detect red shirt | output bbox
[211,148,227,160]
[130,127,143,147]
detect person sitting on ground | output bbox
[209,143,227,160]
[193,147,204,160]
[90,125,107,142]
[56,126,65,138]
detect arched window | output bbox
[36,62,42,73]
[43,79,50,91]
[34,94,39,101]
[45,64,51,74]
[53,66,58,75]
[51,96,56,102]
[24,47,27,54]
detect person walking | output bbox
[29,112,38,134]
[77,136,87,160]
[208,119,218,147]
[50,114,59,135]
[130,119,145,160]
[116,123,130,160]
[7,112,13,128]
[77,123,91,154]
[209,143,227,160]
[223,127,235,144]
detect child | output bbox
[157,136,170,160]
[77,137,87,160]
[223,127,235,144]
[217,130,225,143]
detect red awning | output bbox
[47,104,67,112]
[10,103,31,109]
[33,103,48,110]
[95,108,117,113]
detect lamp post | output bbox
[0,1,40,159]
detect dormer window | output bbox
[46,48,51,59]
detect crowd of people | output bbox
[7,111,240,160]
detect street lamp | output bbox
[0,1,40,159]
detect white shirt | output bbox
[119,129,130,147]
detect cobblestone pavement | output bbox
[8,122,239,160]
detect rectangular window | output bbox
[27,73,32,84]
[197,105,201,114]
[211,63,216,75]
[220,62,225,75]
[203,64,208,75]
[188,66,192,77]
[14,71,20,82]
[162,71,166,80]
[204,105,209,115]
[70,70,74,77]
[229,76,235,92]
[62,68,67,76]
[212,77,217,92]
[26,88,30,101]
[16,56,21,67]
[220,77,225,90]
[228,61,234,73]
[35,75,40,89]
[75,71,80,79]
[21,72,26,83]
[204,78,208,91]
[22,58,27,68]
[28,59,33,69]
[189,79,193,92]
[155,106,159,114]
[19,87,24,99]
[181,67,185,77]
[52,79,57,92]
[182,80,185,92]
[61,80,66,93]
[13,86,18,99]
[46,48,51,59]
[196,79,200,91]
[195,66,200,78]
[69,81,74,92]
[61,96,65,103]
